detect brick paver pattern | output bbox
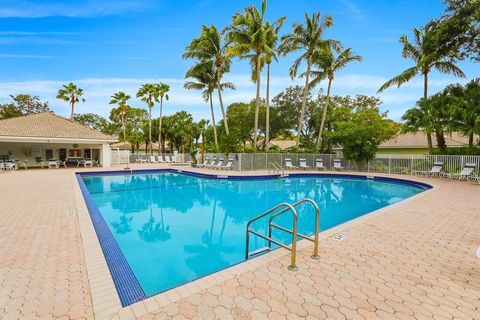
[1,166,479,319]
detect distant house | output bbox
[111,141,171,153]
[378,132,475,155]
[0,112,117,167]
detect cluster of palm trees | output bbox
[183,0,361,152]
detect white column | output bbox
[102,143,111,168]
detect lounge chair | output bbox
[3,162,16,172]
[333,159,344,171]
[212,158,224,170]
[156,155,164,163]
[315,159,326,171]
[299,158,310,170]
[468,175,480,185]
[220,158,234,170]
[414,161,444,177]
[284,158,297,170]
[441,163,476,180]
[206,157,218,168]
[197,158,211,168]
[149,156,157,163]
[48,161,58,169]
[165,155,173,163]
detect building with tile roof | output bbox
[0,112,117,167]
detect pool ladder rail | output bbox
[268,161,286,177]
[245,198,320,271]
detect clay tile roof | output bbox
[379,132,474,148]
[0,112,117,141]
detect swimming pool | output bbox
[77,170,430,306]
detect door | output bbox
[92,149,100,165]
[45,149,53,160]
[84,149,91,159]
[59,149,67,161]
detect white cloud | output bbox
[0,73,468,122]
[0,53,58,59]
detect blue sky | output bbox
[0,0,478,121]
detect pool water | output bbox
[81,171,426,299]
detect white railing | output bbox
[111,149,130,166]
[197,153,480,176]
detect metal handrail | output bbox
[268,198,320,260]
[245,202,299,271]
[268,161,285,177]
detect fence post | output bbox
[388,155,391,174]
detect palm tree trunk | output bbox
[209,93,219,151]
[468,133,474,147]
[148,103,153,154]
[158,97,163,154]
[70,98,75,120]
[316,77,332,152]
[253,55,261,151]
[296,55,312,147]
[121,111,126,143]
[217,68,229,135]
[424,73,433,154]
[265,62,271,151]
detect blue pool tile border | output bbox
[76,168,431,307]
[76,174,147,307]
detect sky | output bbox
[0,0,478,122]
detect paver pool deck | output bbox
[0,164,479,319]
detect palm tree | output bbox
[309,47,362,151]
[279,12,336,147]
[184,62,234,151]
[183,25,232,135]
[263,21,283,150]
[226,0,285,150]
[378,23,465,151]
[157,83,170,153]
[56,83,85,120]
[109,91,131,143]
[137,83,160,153]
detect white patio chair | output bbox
[284,158,297,170]
[414,162,444,177]
[212,158,224,170]
[197,158,211,168]
[206,157,218,169]
[299,158,310,170]
[156,155,164,163]
[333,159,344,171]
[164,155,173,163]
[48,161,59,169]
[315,159,326,171]
[149,156,157,163]
[441,163,476,180]
[220,158,234,170]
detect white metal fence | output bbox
[196,153,480,175]
[111,150,131,165]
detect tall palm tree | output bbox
[183,25,232,135]
[137,83,160,153]
[184,62,234,151]
[226,0,285,150]
[378,23,465,151]
[279,12,336,147]
[56,82,85,120]
[263,21,283,150]
[309,47,362,151]
[157,83,170,153]
[109,91,131,143]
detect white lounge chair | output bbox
[414,162,444,177]
[149,156,157,163]
[284,158,297,170]
[206,157,218,169]
[315,159,326,170]
[156,155,164,163]
[3,162,16,172]
[442,163,476,180]
[468,175,480,185]
[221,158,234,170]
[48,161,58,169]
[333,159,344,171]
[212,158,224,170]
[299,158,310,170]
[165,155,173,163]
[197,158,211,168]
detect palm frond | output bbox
[377,66,419,93]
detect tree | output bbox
[226,0,285,150]
[73,113,110,133]
[377,23,466,152]
[56,83,85,120]
[448,79,480,146]
[309,47,362,151]
[334,107,398,163]
[0,94,50,119]
[137,83,160,153]
[109,91,131,142]
[183,25,232,135]
[157,83,170,153]
[184,62,234,151]
[279,12,336,147]
[263,21,283,150]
